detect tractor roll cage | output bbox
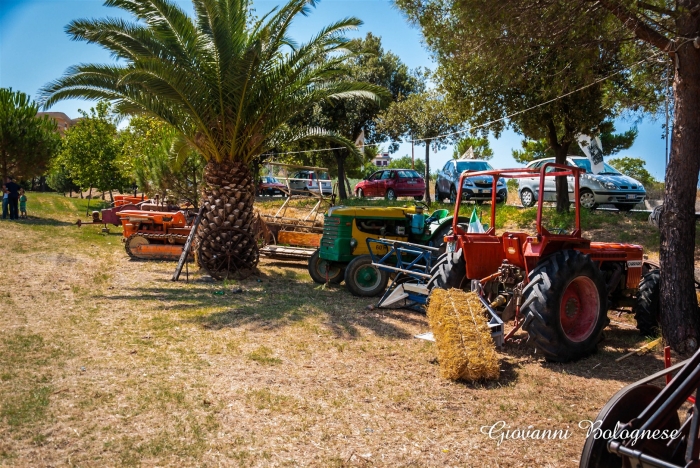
[452,163,586,237]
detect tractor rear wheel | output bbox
[344,255,389,297]
[427,249,468,290]
[633,269,660,337]
[308,249,344,284]
[521,250,608,362]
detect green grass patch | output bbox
[247,346,282,365]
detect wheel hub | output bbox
[560,276,599,342]
[357,266,379,289]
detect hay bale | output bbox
[427,289,500,381]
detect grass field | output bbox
[0,193,693,467]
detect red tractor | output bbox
[430,163,656,362]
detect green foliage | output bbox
[452,136,493,160]
[278,33,423,196]
[120,116,204,206]
[512,124,638,164]
[0,88,60,181]
[387,155,425,174]
[607,156,657,187]
[46,160,79,194]
[40,0,385,167]
[56,101,128,192]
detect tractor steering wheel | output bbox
[414,201,430,212]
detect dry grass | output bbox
[0,193,680,467]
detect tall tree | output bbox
[39,0,383,279]
[57,101,128,197]
[396,0,699,353]
[0,88,60,181]
[593,0,700,354]
[396,0,661,212]
[377,90,461,202]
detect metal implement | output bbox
[368,238,437,310]
[579,346,700,468]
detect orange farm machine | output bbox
[117,209,193,260]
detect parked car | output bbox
[288,170,333,196]
[518,156,647,211]
[435,160,508,203]
[258,176,287,196]
[354,169,425,200]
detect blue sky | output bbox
[0,0,669,180]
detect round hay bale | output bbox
[427,289,500,381]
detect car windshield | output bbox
[456,161,493,173]
[571,159,621,175]
[317,172,329,180]
[262,177,279,183]
[397,170,422,179]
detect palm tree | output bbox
[40,0,384,278]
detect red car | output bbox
[258,176,288,196]
[355,169,425,200]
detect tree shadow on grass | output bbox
[3,217,74,227]
[96,271,424,339]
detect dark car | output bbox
[435,159,508,203]
[355,169,425,200]
[258,176,287,197]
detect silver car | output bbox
[518,156,646,211]
[435,159,508,203]
[288,170,333,196]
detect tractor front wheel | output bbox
[344,255,389,297]
[308,249,344,284]
[633,269,660,336]
[521,250,608,362]
[427,249,468,290]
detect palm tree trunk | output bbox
[195,160,259,279]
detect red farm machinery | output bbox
[389,163,659,362]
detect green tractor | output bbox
[308,203,461,296]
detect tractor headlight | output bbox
[604,182,617,190]
[349,238,358,250]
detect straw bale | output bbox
[427,289,500,381]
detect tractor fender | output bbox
[428,216,469,241]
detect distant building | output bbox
[372,152,392,167]
[36,112,79,135]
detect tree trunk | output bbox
[659,28,700,354]
[108,190,114,203]
[335,151,348,200]
[553,144,571,212]
[195,160,259,280]
[424,143,432,203]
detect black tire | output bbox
[308,249,344,284]
[579,384,681,468]
[414,195,424,201]
[357,188,364,198]
[344,255,389,297]
[430,224,453,257]
[614,204,635,212]
[633,269,660,336]
[521,250,609,362]
[435,184,445,202]
[579,189,598,210]
[427,249,468,291]
[520,188,535,207]
[449,185,457,204]
[386,189,396,201]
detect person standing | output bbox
[19,189,27,219]
[5,177,20,220]
[1,185,8,219]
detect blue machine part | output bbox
[410,213,425,235]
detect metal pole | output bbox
[411,133,415,170]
